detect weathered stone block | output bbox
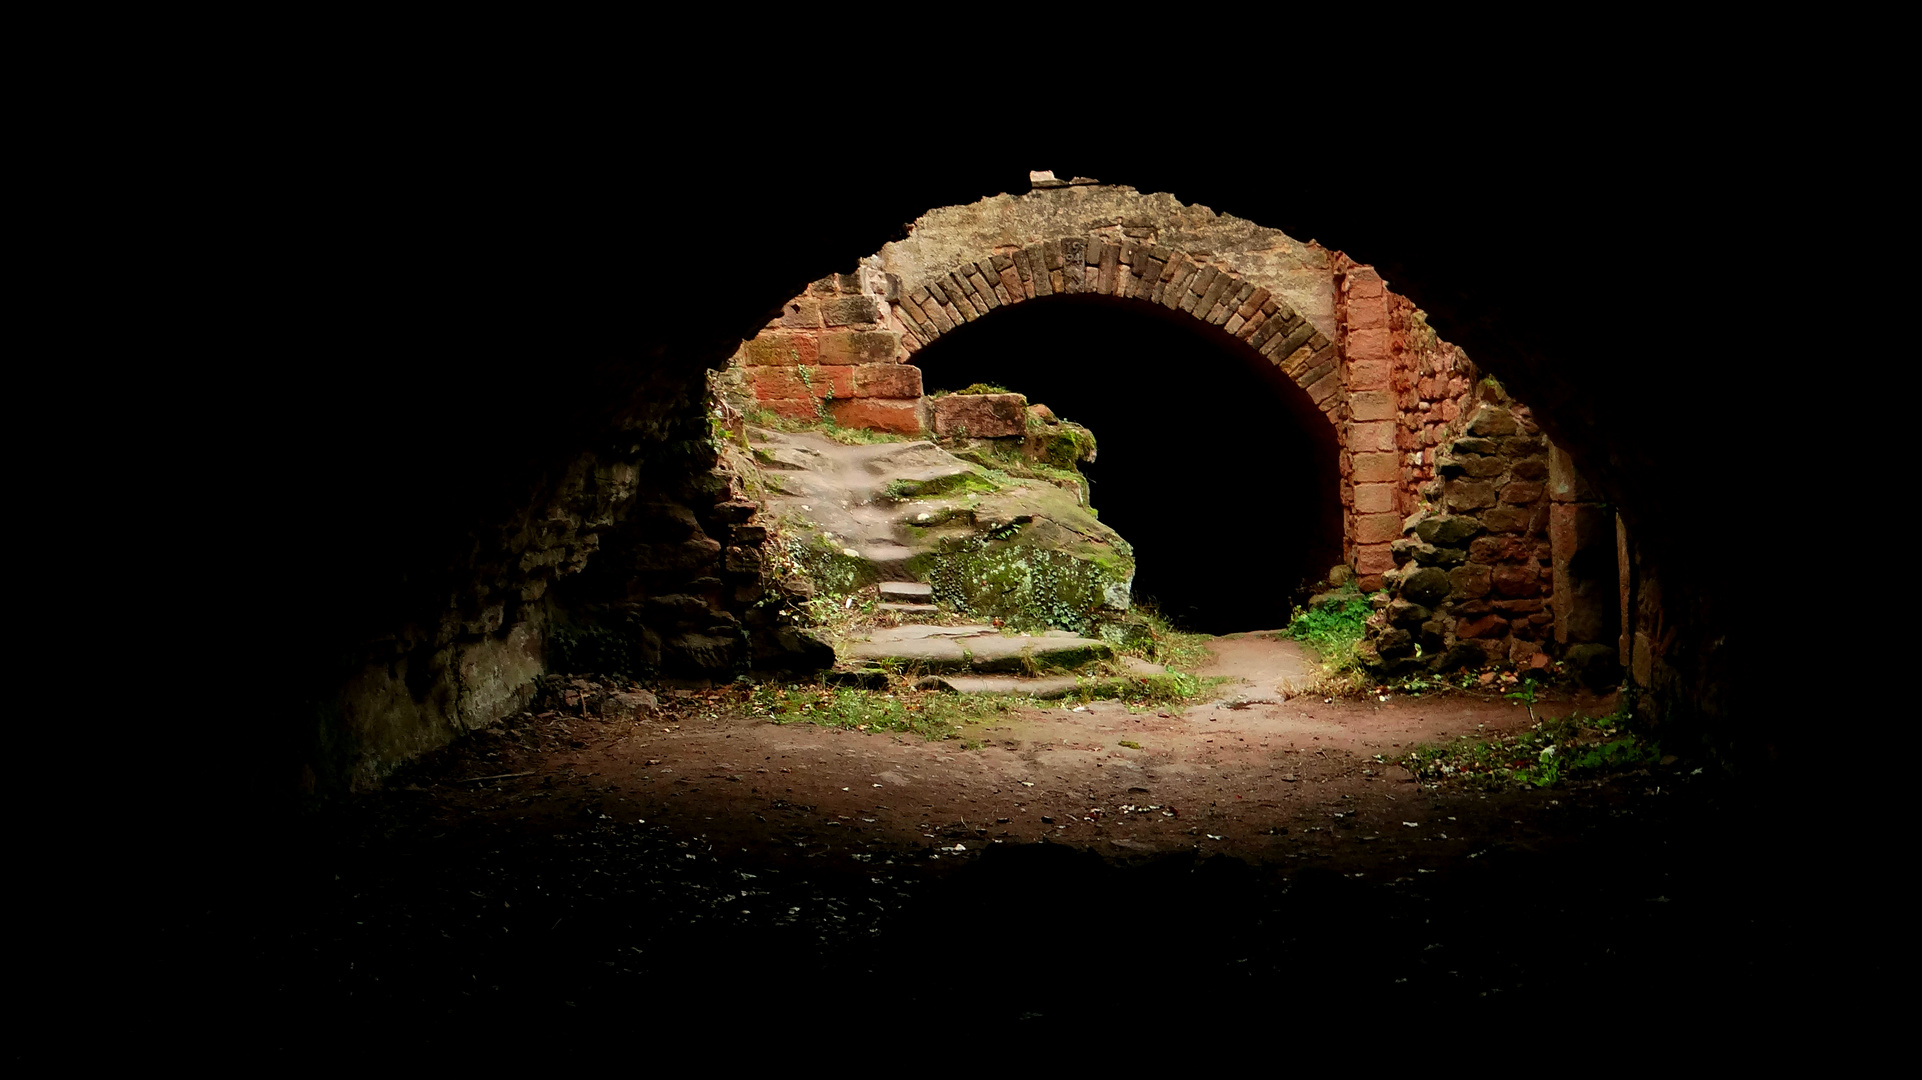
[745,364,854,400]
[1402,566,1452,606]
[828,397,925,434]
[821,295,884,327]
[1355,543,1396,575]
[1500,480,1545,504]
[1350,389,1396,421]
[780,298,822,329]
[1355,512,1403,545]
[1511,457,1548,480]
[1413,513,1482,546]
[1449,564,1491,599]
[817,330,900,365]
[1349,420,1396,453]
[1465,405,1519,437]
[1445,480,1498,510]
[1354,482,1398,514]
[741,334,818,367]
[852,363,922,399]
[1455,613,1506,640]
[1352,452,1398,484]
[1491,563,1540,597]
[931,393,1027,438]
[758,397,822,423]
[1482,507,1534,533]
[1437,453,1507,479]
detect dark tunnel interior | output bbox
[910,294,1344,633]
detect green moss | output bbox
[915,526,1132,635]
[884,471,998,500]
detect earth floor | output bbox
[144,635,1889,1057]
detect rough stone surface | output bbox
[930,393,1028,439]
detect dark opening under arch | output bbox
[911,292,1343,633]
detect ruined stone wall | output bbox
[1368,392,1559,673]
[312,373,820,794]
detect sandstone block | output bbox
[1354,482,1398,514]
[1491,563,1540,597]
[741,334,819,367]
[1449,564,1492,599]
[1413,513,1482,546]
[1350,389,1396,421]
[817,330,901,365]
[1355,543,1395,575]
[1355,513,1404,545]
[759,397,823,422]
[828,397,925,434]
[746,364,853,400]
[1500,480,1546,504]
[1349,420,1396,453]
[1482,507,1534,533]
[821,295,884,327]
[1456,613,1506,640]
[1465,405,1519,437]
[780,298,822,329]
[1445,480,1498,510]
[852,363,922,399]
[1352,452,1398,484]
[931,393,1027,438]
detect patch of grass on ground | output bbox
[1396,706,1660,790]
[1280,587,1373,694]
[1123,602,1216,672]
[751,684,962,740]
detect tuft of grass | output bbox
[1123,602,1215,672]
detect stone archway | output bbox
[731,179,1488,588]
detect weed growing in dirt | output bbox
[1123,602,1216,672]
[1397,706,1660,790]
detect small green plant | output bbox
[956,382,1011,395]
[1282,588,1373,692]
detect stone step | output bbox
[876,602,940,615]
[843,625,1111,674]
[877,581,933,602]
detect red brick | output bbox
[1353,483,1398,514]
[1354,512,1402,545]
[1352,452,1398,484]
[1345,269,1385,300]
[852,363,922,399]
[828,397,924,434]
[740,333,818,367]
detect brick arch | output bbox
[730,183,1483,586]
[893,236,1341,427]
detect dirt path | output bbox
[177,634,1867,1052]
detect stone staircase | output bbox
[876,580,939,619]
